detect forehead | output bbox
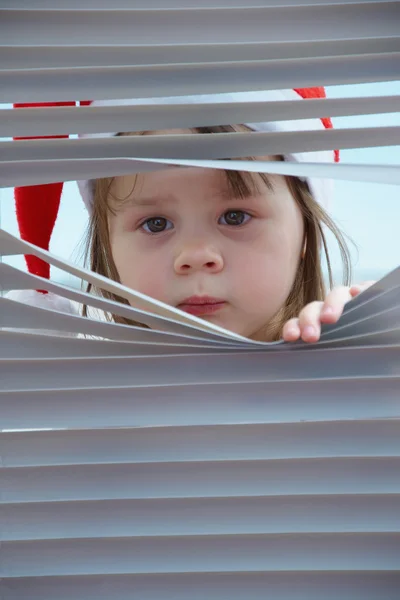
[112,129,281,203]
[111,166,280,208]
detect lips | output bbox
[177,296,226,316]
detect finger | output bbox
[298,300,324,342]
[349,280,376,297]
[320,286,353,324]
[282,317,301,342]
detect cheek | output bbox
[232,221,302,300]
[111,238,170,301]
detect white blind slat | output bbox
[3,36,399,69]
[0,331,240,360]
[3,53,400,103]
[4,127,400,162]
[4,95,400,138]
[1,0,396,8]
[2,5,399,45]
[2,346,400,391]
[327,286,400,329]
[3,495,399,541]
[3,457,400,503]
[2,533,400,577]
[2,376,399,431]
[1,571,399,600]
[3,419,400,467]
[316,328,400,348]
[1,321,397,362]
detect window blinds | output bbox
[1,1,400,598]
[0,3,399,187]
[1,219,400,600]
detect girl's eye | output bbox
[141,217,173,233]
[219,210,251,226]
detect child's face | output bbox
[108,161,304,339]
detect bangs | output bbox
[108,123,278,208]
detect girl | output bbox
[12,88,372,342]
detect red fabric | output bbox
[294,88,340,162]
[13,102,75,285]
[14,183,63,281]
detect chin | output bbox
[200,314,234,331]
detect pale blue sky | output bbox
[1,81,399,287]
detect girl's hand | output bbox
[282,281,375,343]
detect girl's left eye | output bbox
[218,210,251,226]
[141,217,174,234]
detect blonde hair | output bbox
[83,125,352,341]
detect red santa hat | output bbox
[12,88,338,304]
[9,101,79,313]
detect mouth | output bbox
[177,296,226,316]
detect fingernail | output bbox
[322,306,334,317]
[303,325,316,339]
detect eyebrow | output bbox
[132,195,176,207]
[131,174,274,207]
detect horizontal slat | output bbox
[2,571,400,600]
[342,267,400,314]
[3,420,400,467]
[1,5,399,46]
[318,327,400,348]
[2,346,400,391]
[4,95,400,138]
[0,331,247,359]
[4,127,400,162]
[2,533,400,576]
[317,287,400,339]
[2,53,400,103]
[1,376,400,431]
[320,307,400,341]
[311,326,400,349]
[1,0,396,8]
[3,457,400,503]
[2,319,399,360]
[3,495,400,541]
[2,37,400,69]
[3,157,400,189]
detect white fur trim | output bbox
[5,290,79,337]
[77,89,334,212]
[6,289,78,314]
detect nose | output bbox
[174,241,224,275]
